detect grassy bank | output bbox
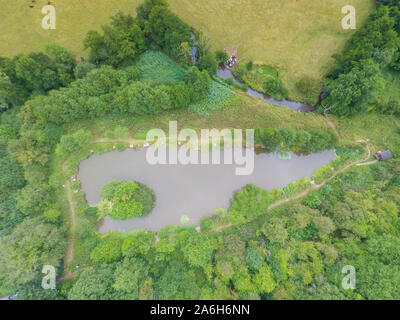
[65,92,331,136]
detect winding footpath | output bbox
[65,181,76,266]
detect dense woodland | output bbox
[0,0,400,300]
[322,0,400,116]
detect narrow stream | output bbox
[189,33,314,113]
[216,68,315,112]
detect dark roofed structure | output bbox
[374,150,392,161]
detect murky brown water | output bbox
[78,147,335,232]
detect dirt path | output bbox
[58,180,78,282]
[324,117,339,136]
[65,181,76,266]
[356,160,377,166]
[60,156,80,281]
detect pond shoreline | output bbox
[78,147,336,233]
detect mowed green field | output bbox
[170,0,375,100]
[0,0,374,98]
[0,0,142,57]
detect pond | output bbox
[78,147,336,232]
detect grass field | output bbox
[170,0,375,100]
[0,0,374,99]
[336,114,400,155]
[0,0,142,58]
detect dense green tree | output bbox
[136,0,169,21]
[176,42,192,65]
[324,4,400,115]
[90,237,122,263]
[98,181,155,220]
[245,246,264,270]
[68,264,116,300]
[55,129,92,157]
[327,61,385,116]
[0,217,66,288]
[185,66,211,102]
[156,261,201,299]
[17,277,61,300]
[121,229,155,257]
[331,6,400,75]
[0,44,76,106]
[15,183,49,215]
[0,198,24,237]
[254,263,276,294]
[84,13,146,67]
[312,216,336,238]
[0,156,25,199]
[146,5,191,59]
[197,53,218,74]
[229,184,271,224]
[261,218,288,246]
[113,257,150,299]
[181,232,216,268]
[74,62,95,79]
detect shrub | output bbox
[56,130,92,157]
[74,62,95,79]
[245,247,264,270]
[295,75,320,99]
[263,76,282,96]
[246,61,254,71]
[215,50,228,64]
[198,53,218,74]
[228,184,271,225]
[302,190,324,209]
[90,238,122,263]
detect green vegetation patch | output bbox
[188,80,234,115]
[137,51,186,84]
[233,62,288,100]
[98,181,155,220]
